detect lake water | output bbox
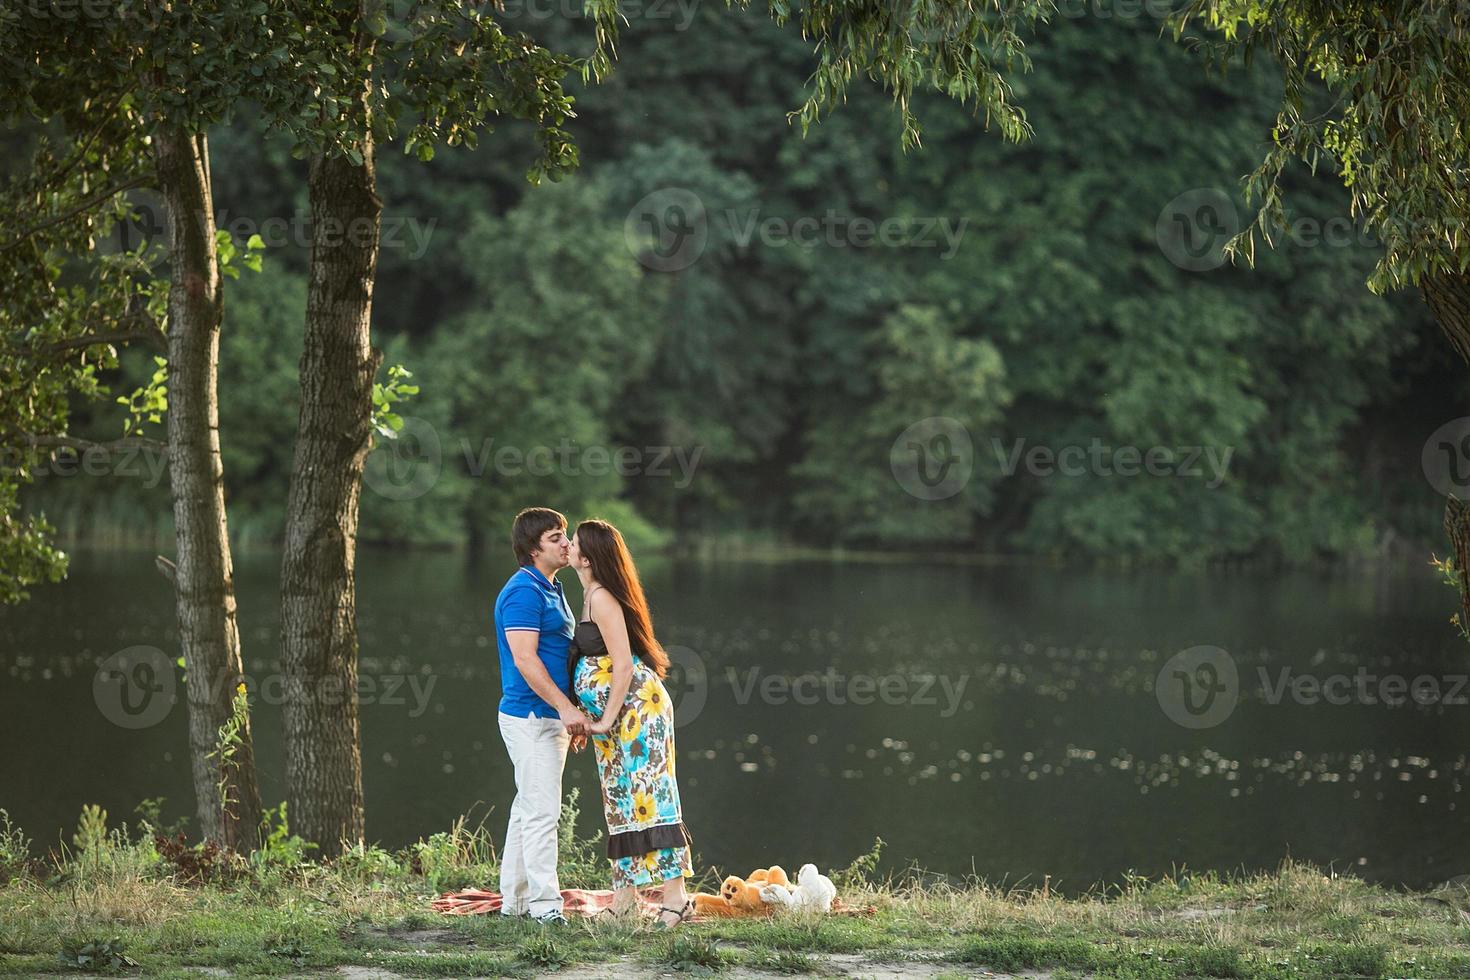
[2,547,1467,892]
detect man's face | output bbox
[534,526,571,569]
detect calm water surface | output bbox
[1,548,1466,892]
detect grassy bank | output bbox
[2,802,1469,979]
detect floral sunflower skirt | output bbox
[611,842,693,890]
[573,654,694,889]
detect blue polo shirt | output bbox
[493,565,575,718]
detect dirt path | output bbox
[329,959,1056,979]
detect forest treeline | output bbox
[23,3,1464,564]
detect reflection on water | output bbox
[1,547,1466,891]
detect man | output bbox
[493,506,588,925]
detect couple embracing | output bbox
[492,507,695,929]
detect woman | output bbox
[566,518,695,928]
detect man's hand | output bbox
[559,704,589,736]
[587,710,619,736]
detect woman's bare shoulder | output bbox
[590,586,623,619]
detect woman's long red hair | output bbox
[575,519,670,678]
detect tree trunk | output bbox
[1424,270,1470,368]
[153,127,263,851]
[1425,270,1470,628]
[279,130,382,858]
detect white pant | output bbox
[497,711,571,917]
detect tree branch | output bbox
[154,554,177,587]
[40,325,167,356]
[19,433,167,454]
[37,93,129,196]
[0,174,152,254]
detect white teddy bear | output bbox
[758,863,837,912]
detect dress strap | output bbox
[581,583,603,622]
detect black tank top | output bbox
[568,584,650,678]
[568,619,608,662]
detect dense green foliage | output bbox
[19,5,1464,564]
[1176,0,1470,295]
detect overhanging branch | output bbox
[0,174,152,254]
[19,433,167,454]
[40,325,167,356]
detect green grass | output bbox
[3,802,1470,977]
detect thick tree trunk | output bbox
[279,131,382,857]
[154,127,263,851]
[1424,270,1470,367]
[1425,270,1470,628]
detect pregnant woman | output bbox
[567,518,695,928]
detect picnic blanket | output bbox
[431,887,674,918]
[430,887,876,920]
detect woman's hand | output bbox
[588,709,620,736]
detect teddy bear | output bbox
[690,866,792,917]
[758,863,837,912]
[747,865,793,890]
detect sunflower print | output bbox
[611,843,691,891]
[573,639,690,888]
[590,656,613,688]
[620,706,642,744]
[636,678,666,716]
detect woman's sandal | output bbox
[655,898,695,930]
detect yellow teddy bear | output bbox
[747,865,794,890]
[691,866,793,917]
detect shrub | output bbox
[332,841,403,885]
[832,836,885,890]
[250,801,318,872]
[0,808,34,884]
[153,832,242,886]
[556,787,607,888]
[411,810,498,893]
[57,935,138,971]
[61,804,161,883]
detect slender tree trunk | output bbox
[153,127,263,851]
[279,123,382,857]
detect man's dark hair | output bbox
[512,507,567,566]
